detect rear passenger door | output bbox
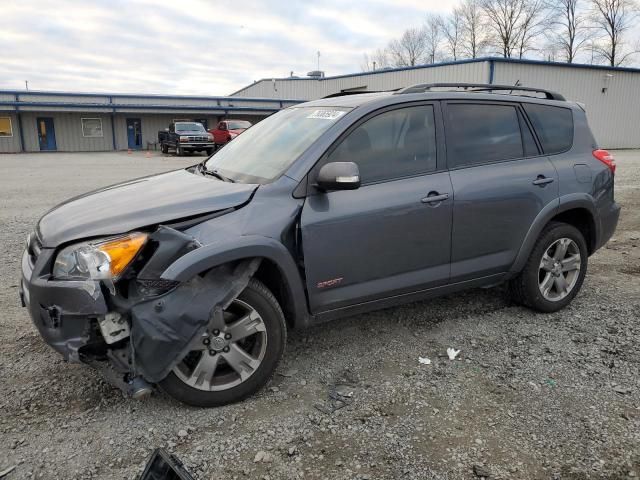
[443,101,558,282]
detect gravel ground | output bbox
[0,150,638,480]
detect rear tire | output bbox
[509,222,588,313]
[159,279,287,407]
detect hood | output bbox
[228,128,247,135]
[37,168,258,247]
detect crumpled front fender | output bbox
[130,258,261,383]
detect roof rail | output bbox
[395,83,566,101]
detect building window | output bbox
[81,118,103,137]
[0,117,13,137]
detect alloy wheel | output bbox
[173,299,268,391]
[538,237,581,301]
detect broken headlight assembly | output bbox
[53,232,148,285]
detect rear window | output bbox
[446,103,524,167]
[523,104,573,154]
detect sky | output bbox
[1,0,457,96]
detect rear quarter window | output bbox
[523,104,574,154]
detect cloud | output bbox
[0,0,457,95]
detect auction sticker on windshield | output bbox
[306,110,346,120]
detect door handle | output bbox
[421,192,449,204]
[532,176,554,186]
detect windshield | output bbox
[205,107,350,183]
[227,121,252,130]
[175,122,205,132]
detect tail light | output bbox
[593,149,616,173]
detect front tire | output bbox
[509,222,588,313]
[159,279,287,407]
[176,144,183,156]
[161,143,169,154]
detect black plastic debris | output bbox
[314,384,355,414]
[137,448,195,480]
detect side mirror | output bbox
[316,162,361,191]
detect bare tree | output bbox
[547,0,591,62]
[459,0,487,58]
[440,9,465,60]
[482,0,526,57]
[424,14,444,63]
[387,28,428,66]
[516,0,550,58]
[590,0,639,66]
[361,48,391,71]
[542,41,561,61]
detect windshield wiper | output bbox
[199,163,234,182]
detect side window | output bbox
[523,104,573,154]
[446,103,523,167]
[327,105,437,184]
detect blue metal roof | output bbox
[0,100,285,113]
[0,89,303,104]
[230,56,640,95]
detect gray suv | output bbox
[20,83,620,407]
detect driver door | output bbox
[301,103,453,313]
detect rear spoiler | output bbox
[573,101,587,112]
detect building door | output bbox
[37,117,57,151]
[126,118,142,149]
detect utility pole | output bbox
[317,51,321,71]
[25,80,29,91]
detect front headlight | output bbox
[53,232,148,281]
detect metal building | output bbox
[0,91,300,153]
[231,57,640,149]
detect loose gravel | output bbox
[0,150,638,480]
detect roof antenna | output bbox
[509,79,521,96]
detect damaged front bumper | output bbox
[20,227,260,398]
[20,246,108,363]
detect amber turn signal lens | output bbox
[97,232,147,278]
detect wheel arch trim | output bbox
[160,235,311,327]
[510,194,599,274]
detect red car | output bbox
[208,120,252,148]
